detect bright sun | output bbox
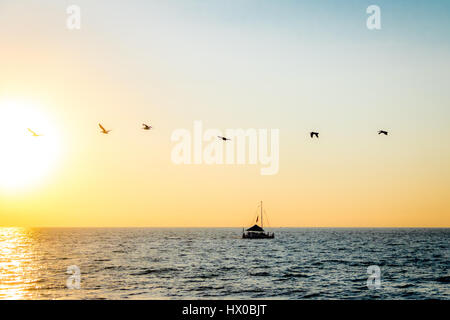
[0,100,62,191]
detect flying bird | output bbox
[99,123,111,134]
[310,132,319,138]
[218,136,231,141]
[27,128,41,137]
[378,130,388,135]
[142,123,152,130]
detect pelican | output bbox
[218,136,231,141]
[142,123,152,130]
[99,123,111,134]
[310,132,319,138]
[378,130,388,135]
[27,128,41,137]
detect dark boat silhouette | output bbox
[242,201,274,239]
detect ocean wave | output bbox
[131,267,180,275]
[436,276,450,283]
[248,271,272,277]
[282,272,308,278]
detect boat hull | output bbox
[242,232,274,239]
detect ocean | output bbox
[0,228,448,299]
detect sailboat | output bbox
[242,201,274,239]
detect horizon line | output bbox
[1,226,448,229]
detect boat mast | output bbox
[261,200,263,229]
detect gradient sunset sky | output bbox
[0,0,449,227]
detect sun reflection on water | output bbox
[0,228,37,300]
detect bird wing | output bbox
[28,128,37,135]
[310,132,313,138]
[99,124,106,132]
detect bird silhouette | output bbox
[310,132,319,138]
[378,130,388,135]
[142,123,152,130]
[27,128,41,137]
[218,136,231,141]
[99,123,111,134]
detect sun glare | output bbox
[0,100,62,191]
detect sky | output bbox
[0,0,449,227]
